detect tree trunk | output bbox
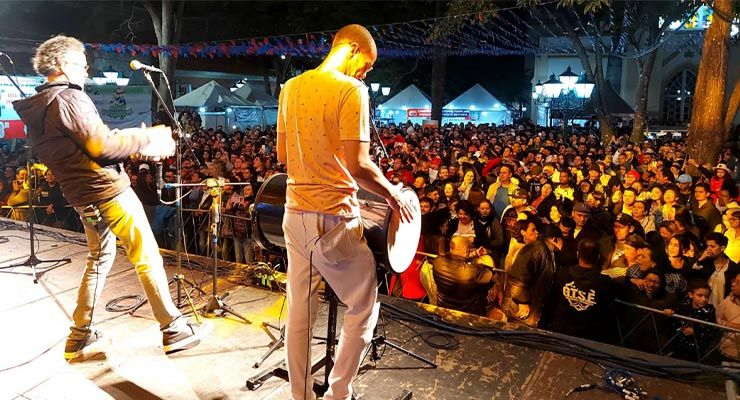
[431,44,447,125]
[272,55,292,99]
[606,55,622,95]
[630,47,658,143]
[561,12,616,145]
[686,0,732,165]
[143,0,184,118]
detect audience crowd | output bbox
[2,116,740,364]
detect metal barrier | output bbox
[1,204,262,264]
[613,299,739,364]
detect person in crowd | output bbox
[618,269,678,353]
[485,163,518,218]
[531,181,556,217]
[35,169,70,228]
[722,208,740,263]
[665,280,718,362]
[503,224,564,327]
[717,187,739,214]
[661,186,680,222]
[476,199,505,261]
[717,274,740,361]
[6,170,30,221]
[675,174,693,206]
[550,238,615,341]
[632,199,656,234]
[692,232,740,309]
[661,234,695,295]
[691,183,723,236]
[600,213,640,277]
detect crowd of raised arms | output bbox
[2,117,740,363]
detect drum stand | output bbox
[246,283,338,395]
[246,283,429,400]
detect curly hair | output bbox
[32,35,85,76]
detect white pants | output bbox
[283,211,379,400]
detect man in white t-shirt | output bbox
[277,24,413,400]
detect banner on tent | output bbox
[0,76,45,139]
[234,107,262,127]
[406,108,470,119]
[85,85,151,129]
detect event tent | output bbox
[174,80,259,130]
[173,80,251,109]
[233,83,279,127]
[443,84,511,125]
[376,84,431,125]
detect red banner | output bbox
[0,120,26,139]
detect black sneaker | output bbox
[163,322,201,354]
[64,330,103,361]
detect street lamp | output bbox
[533,67,594,130]
[381,86,391,96]
[558,66,579,90]
[370,82,380,93]
[103,65,118,81]
[542,74,563,99]
[93,65,128,86]
[574,73,595,99]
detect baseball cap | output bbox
[573,202,590,214]
[139,163,150,172]
[677,174,692,184]
[511,188,529,199]
[614,213,636,227]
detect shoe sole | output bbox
[163,334,201,354]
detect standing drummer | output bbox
[276,24,414,400]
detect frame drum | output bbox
[252,173,421,273]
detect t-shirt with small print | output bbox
[277,69,370,217]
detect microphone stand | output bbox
[164,179,252,324]
[138,69,204,311]
[0,57,70,283]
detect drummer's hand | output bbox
[387,183,415,223]
[516,304,530,319]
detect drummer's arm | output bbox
[276,132,287,164]
[343,140,399,201]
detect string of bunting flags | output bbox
[84,5,706,60]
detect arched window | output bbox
[662,69,697,125]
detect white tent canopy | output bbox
[444,84,511,125]
[233,83,278,107]
[377,84,431,125]
[174,80,252,108]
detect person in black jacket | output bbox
[691,232,740,308]
[13,35,200,360]
[550,238,615,341]
[503,225,564,327]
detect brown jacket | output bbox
[13,82,150,206]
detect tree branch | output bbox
[141,0,162,44]
[725,78,740,134]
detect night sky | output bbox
[0,1,528,103]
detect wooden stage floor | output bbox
[0,218,729,399]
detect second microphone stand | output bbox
[167,178,252,324]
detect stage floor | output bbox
[0,218,728,400]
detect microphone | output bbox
[129,60,162,73]
[156,162,163,197]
